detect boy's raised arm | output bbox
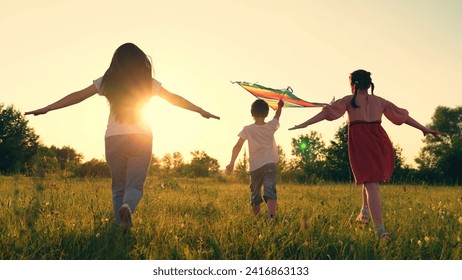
[274,100,284,120]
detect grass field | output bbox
[1,175,461,260]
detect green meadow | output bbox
[1,175,461,260]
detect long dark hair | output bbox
[101,43,153,123]
[350,69,374,108]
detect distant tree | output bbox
[149,154,161,175]
[73,158,110,178]
[30,145,60,176]
[277,145,293,182]
[393,144,405,170]
[324,122,352,182]
[50,145,83,170]
[276,145,288,173]
[290,131,326,183]
[187,150,220,177]
[161,153,173,173]
[415,106,462,184]
[235,149,249,182]
[172,151,184,174]
[390,144,413,183]
[0,104,39,174]
[291,131,326,167]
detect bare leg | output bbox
[252,204,261,216]
[364,182,390,242]
[361,185,368,210]
[356,185,370,223]
[267,199,276,219]
[364,182,383,225]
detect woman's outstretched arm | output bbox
[25,84,98,116]
[157,86,220,120]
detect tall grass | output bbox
[1,175,461,260]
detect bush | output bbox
[73,159,110,178]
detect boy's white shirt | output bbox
[93,77,162,138]
[238,118,280,171]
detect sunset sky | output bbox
[1,0,461,169]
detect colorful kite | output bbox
[232,81,332,110]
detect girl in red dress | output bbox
[290,69,439,241]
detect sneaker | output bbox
[380,231,392,243]
[355,212,369,224]
[119,204,133,228]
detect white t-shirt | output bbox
[93,77,162,138]
[238,118,280,171]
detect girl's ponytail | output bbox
[349,70,373,108]
[351,81,360,108]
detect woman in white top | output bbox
[26,42,219,228]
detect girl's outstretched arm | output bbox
[25,85,98,116]
[289,110,328,130]
[405,116,440,137]
[157,87,220,120]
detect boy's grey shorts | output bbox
[249,163,277,206]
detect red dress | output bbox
[322,94,409,185]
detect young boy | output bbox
[226,99,283,220]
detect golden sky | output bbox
[1,0,461,168]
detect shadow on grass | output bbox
[58,223,138,260]
[3,178,138,260]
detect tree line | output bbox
[1,103,461,185]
